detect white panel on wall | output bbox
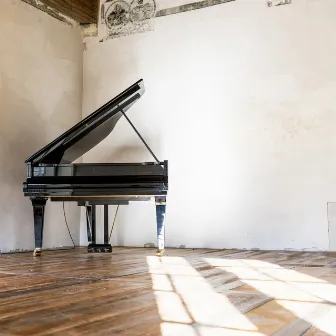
[328,203,336,251]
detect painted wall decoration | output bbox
[267,0,291,6]
[155,0,234,18]
[98,0,235,41]
[99,0,156,40]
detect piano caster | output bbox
[156,249,165,257]
[33,248,42,257]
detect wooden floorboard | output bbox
[1,247,336,335]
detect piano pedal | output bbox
[156,249,165,257]
[88,244,112,253]
[33,248,42,257]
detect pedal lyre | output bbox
[88,244,112,253]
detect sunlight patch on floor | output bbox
[147,256,262,335]
[205,257,336,335]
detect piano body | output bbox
[23,79,168,257]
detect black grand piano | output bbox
[23,79,168,257]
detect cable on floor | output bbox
[63,202,76,248]
[109,205,120,243]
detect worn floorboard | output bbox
[1,247,336,335]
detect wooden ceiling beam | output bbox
[41,0,99,24]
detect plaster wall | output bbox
[81,0,336,251]
[0,0,83,252]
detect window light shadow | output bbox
[146,253,335,335]
[147,255,265,335]
[204,256,336,335]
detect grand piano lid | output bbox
[26,79,145,165]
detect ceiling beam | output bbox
[40,0,99,24]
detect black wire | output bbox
[109,205,120,243]
[63,202,76,248]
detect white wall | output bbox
[0,0,83,253]
[81,0,336,251]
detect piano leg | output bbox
[155,196,166,257]
[104,205,109,245]
[91,205,96,244]
[32,199,47,257]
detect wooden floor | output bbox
[1,248,336,335]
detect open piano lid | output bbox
[26,79,145,165]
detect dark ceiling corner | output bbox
[40,0,99,24]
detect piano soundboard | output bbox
[23,79,168,257]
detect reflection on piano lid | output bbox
[23,79,168,256]
[26,79,145,165]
